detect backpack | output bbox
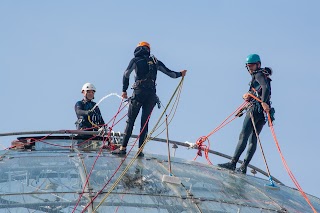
[262,67,272,76]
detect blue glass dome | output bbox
[0,131,319,213]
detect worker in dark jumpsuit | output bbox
[112,41,187,156]
[218,54,273,174]
[75,83,105,131]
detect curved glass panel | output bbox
[0,137,319,213]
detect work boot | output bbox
[137,152,144,157]
[218,159,236,171]
[236,164,247,174]
[111,148,126,155]
[236,160,248,174]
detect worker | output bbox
[112,41,187,156]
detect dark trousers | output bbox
[122,91,156,148]
[233,106,266,166]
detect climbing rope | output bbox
[90,93,123,112]
[194,136,213,165]
[0,134,52,160]
[0,95,129,213]
[79,81,184,212]
[72,100,125,212]
[86,93,128,130]
[150,79,183,140]
[246,93,318,213]
[80,108,154,213]
[1,93,131,212]
[267,112,317,213]
[194,101,247,164]
[83,78,185,213]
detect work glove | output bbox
[242,93,251,101]
[180,70,187,77]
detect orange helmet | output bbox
[137,41,150,50]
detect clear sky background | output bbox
[1,1,319,200]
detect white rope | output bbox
[90,93,124,112]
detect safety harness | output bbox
[248,68,275,122]
[75,100,104,129]
[132,55,158,90]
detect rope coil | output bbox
[194,101,247,164]
[194,136,212,165]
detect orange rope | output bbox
[206,101,248,138]
[194,136,213,165]
[267,113,317,213]
[248,93,317,213]
[194,101,248,164]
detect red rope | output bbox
[75,135,99,147]
[7,134,54,150]
[194,136,212,165]
[78,102,129,132]
[207,101,247,138]
[267,113,317,213]
[4,101,130,213]
[194,102,247,164]
[111,112,128,128]
[104,102,129,127]
[38,140,71,148]
[247,93,317,213]
[2,100,128,213]
[80,108,154,213]
[72,100,125,212]
[6,102,130,151]
[114,192,127,213]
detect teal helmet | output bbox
[246,54,261,64]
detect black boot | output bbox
[236,160,247,174]
[218,159,236,171]
[111,147,126,155]
[137,152,144,157]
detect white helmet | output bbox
[81,83,96,92]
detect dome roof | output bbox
[0,133,319,212]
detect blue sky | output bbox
[1,0,320,200]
